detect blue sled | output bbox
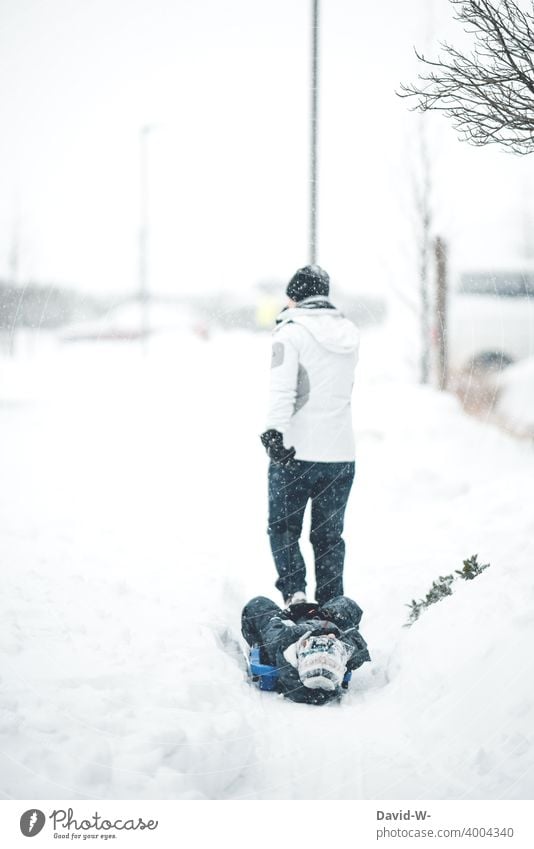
[248,645,352,691]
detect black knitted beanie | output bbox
[286,265,330,302]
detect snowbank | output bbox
[1,328,533,799]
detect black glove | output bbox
[260,429,296,466]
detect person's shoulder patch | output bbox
[271,341,284,368]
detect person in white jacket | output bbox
[260,265,360,607]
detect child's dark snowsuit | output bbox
[241,595,370,705]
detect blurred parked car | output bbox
[495,355,534,435]
[447,270,534,373]
[60,300,209,342]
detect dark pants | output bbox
[267,459,355,606]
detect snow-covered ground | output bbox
[1,326,533,800]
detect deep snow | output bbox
[1,326,533,800]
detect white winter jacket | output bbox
[265,296,359,462]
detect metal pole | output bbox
[8,218,19,357]
[310,0,320,265]
[139,125,151,349]
[419,164,431,385]
[435,236,448,390]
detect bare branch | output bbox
[398,0,534,154]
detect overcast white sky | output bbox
[1,0,533,300]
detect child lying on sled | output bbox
[241,595,370,705]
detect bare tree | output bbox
[399,0,534,155]
[412,116,433,384]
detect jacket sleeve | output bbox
[345,631,371,671]
[320,598,371,670]
[261,615,312,655]
[265,325,300,434]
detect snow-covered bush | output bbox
[406,554,490,625]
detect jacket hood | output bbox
[275,296,359,354]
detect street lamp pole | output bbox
[138,124,154,349]
[310,0,320,265]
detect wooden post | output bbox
[435,236,448,390]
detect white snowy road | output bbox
[1,329,534,799]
